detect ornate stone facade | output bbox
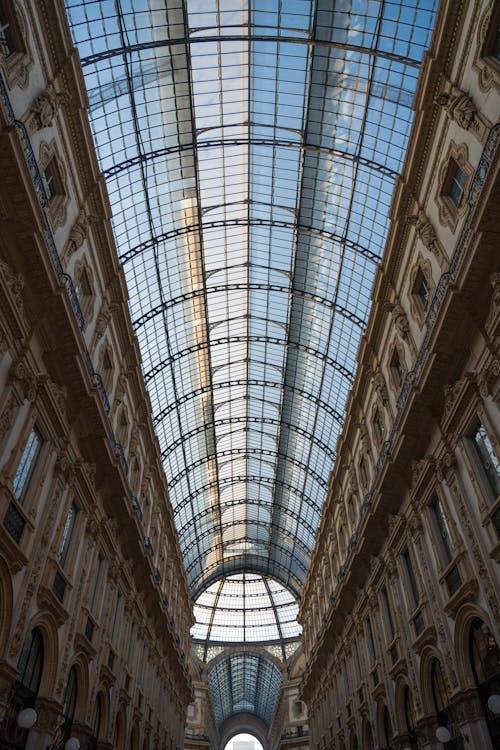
[0,2,193,748]
[298,1,500,749]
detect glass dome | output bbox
[191,574,301,658]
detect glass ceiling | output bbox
[64,0,438,729]
[192,573,301,660]
[207,652,282,728]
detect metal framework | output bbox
[207,651,283,728]
[65,0,438,727]
[192,573,301,662]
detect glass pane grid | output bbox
[66,0,438,724]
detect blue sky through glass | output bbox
[64,0,438,725]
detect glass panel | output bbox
[472,422,500,496]
[13,428,41,502]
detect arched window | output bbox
[382,704,392,748]
[469,618,500,686]
[62,667,78,742]
[469,619,500,745]
[18,628,44,696]
[91,692,102,742]
[363,719,374,750]
[431,658,451,732]
[404,686,416,733]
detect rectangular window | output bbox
[472,422,500,496]
[448,162,467,207]
[59,502,77,566]
[391,351,403,385]
[373,410,385,443]
[365,616,376,665]
[0,1,16,57]
[43,161,59,204]
[431,495,454,565]
[90,554,103,613]
[111,591,122,644]
[13,428,41,502]
[402,548,420,610]
[381,586,395,641]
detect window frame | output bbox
[12,425,42,504]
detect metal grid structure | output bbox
[192,573,301,661]
[207,652,283,728]
[65,0,438,728]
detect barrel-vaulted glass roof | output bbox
[65,0,438,728]
[207,652,282,728]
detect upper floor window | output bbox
[390,349,404,387]
[0,0,16,57]
[59,502,77,567]
[365,616,376,666]
[471,421,500,497]
[43,159,63,205]
[484,4,500,65]
[413,268,431,310]
[13,428,41,502]
[373,409,385,444]
[75,268,93,320]
[90,553,104,614]
[402,548,420,611]
[430,494,454,566]
[18,628,44,697]
[446,160,467,208]
[359,457,369,491]
[381,586,395,642]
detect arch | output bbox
[28,611,59,696]
[61,665,78,743]
[206,645,284,673]
[0,554,13,656]
[18,627,44,697]
[454,602,498,690]
[362,716,374,749]
[68,655,89,723]
[91,689,106,742]
[130,721,140,750]
[376,702,393,748]
[218,714,269,750]
[394,679,417,736]
[113,703,127,750]
[419,645,451,716]
[90,690,104,741]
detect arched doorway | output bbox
[222,733,264,750]
[403,685,418,750]
[60,666,78,745]
[430,658,456,749]
[469,618,500,747]
[0,628,44,749]
[89,691,103,750]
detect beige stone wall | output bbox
[299,0,500,748]
[269,653,310,750]
[0,1,193,748]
